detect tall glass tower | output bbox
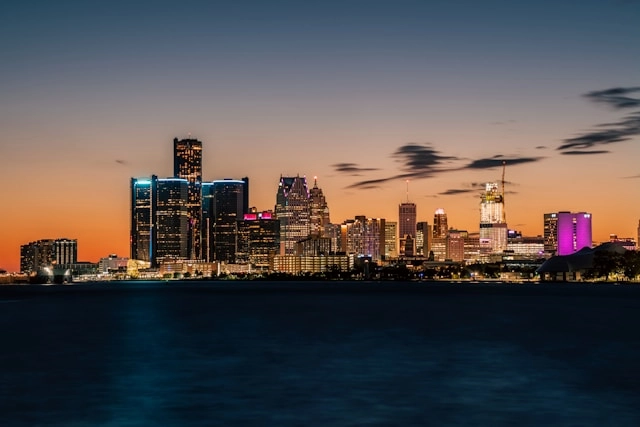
[201,178,248,263]
[174,137,202,259]
[309,177,330,238]
[131,175,189,266]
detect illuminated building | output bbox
[19,238,78,273]
[173,137,202,259]
[275,175,311,255]
[130,176,189,266]
[543,213,559,255]
[416,222,431,256]
[309,177,330,237]
[384,221,398,259]
[155,177,189,264]
[479,182,507,255]
[433,209,448,238]
[399,202,416,256]
[201,179,248,263]
[557,211,592,255]
[236,211,279,269]
[340,216,385,262]
[130,178,153,262]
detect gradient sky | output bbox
[1,0,639,272]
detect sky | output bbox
[1,0,639,272]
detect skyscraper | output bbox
[131,178,153,262]
[201,178,248,263]
[173,137,202,259]
[543,213,559,255]
[309,177,330,238]
[236,211,280,269]
[479,182,507,255]
[275,175,311,255]
[416,221,431,256]
[433,208,448,238]
[130,175,189,266]
[155,177,189,264]
[384,221,398,259]
[399,202,417,240]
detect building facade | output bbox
[275,175,311,255]
[201,178,249,264]
[557,211,592,255]
[309,177,330,238]
[20,238,77,273]
[433,209,448,239]
[173,137,202,259]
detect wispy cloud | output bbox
[332,163,380,175]
[584,86,640,110]
[343,144,542,189]
[462,155,541,170]
[559,87,640,154]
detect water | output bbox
[1,281,640,426]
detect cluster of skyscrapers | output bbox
[125,138,615,274]
[14,138,638,277]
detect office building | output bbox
[236,211,280,269]
[20,238,77,273]
[340,216,385,262]
[416,221,431,256]
[384,221,398,259]
[275,175,311,255]
[309,177,330,238]
[201,178,248,263]
[173,137,202,259]
[433,209,448,239]
[130,176,189,266]
[543,213,559,255]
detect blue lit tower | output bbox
[131,175,189,266]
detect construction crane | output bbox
[501,161,507,223]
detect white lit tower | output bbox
[479,162,507,254]
[309,176,330,238]
[275,175,311,255]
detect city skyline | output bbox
[1,0,639,272]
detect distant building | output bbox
[609,234,636,251]
[399,202,416,256]
[309,177,330,238]
[557,212,592,255]
[173,137,203,259]
[20,238,78,273]
[416,222,431,256]
[275,175,311,255]
[384,221,397,259]
[98,254,129,274]
[236,211,280,270]
[433,209,448,239]
[201,178,249,263]
[479,182,507,255]
[130,176,189,266]
[543,213,559,255]
[340,216,385,262]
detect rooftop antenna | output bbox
[406,179,410,203]
[501,161,507,223]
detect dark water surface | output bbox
[2,281,640,426]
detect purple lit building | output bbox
[557,212,592,256]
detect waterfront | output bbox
[1,281,640,426]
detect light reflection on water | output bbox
[1,282,640,426]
